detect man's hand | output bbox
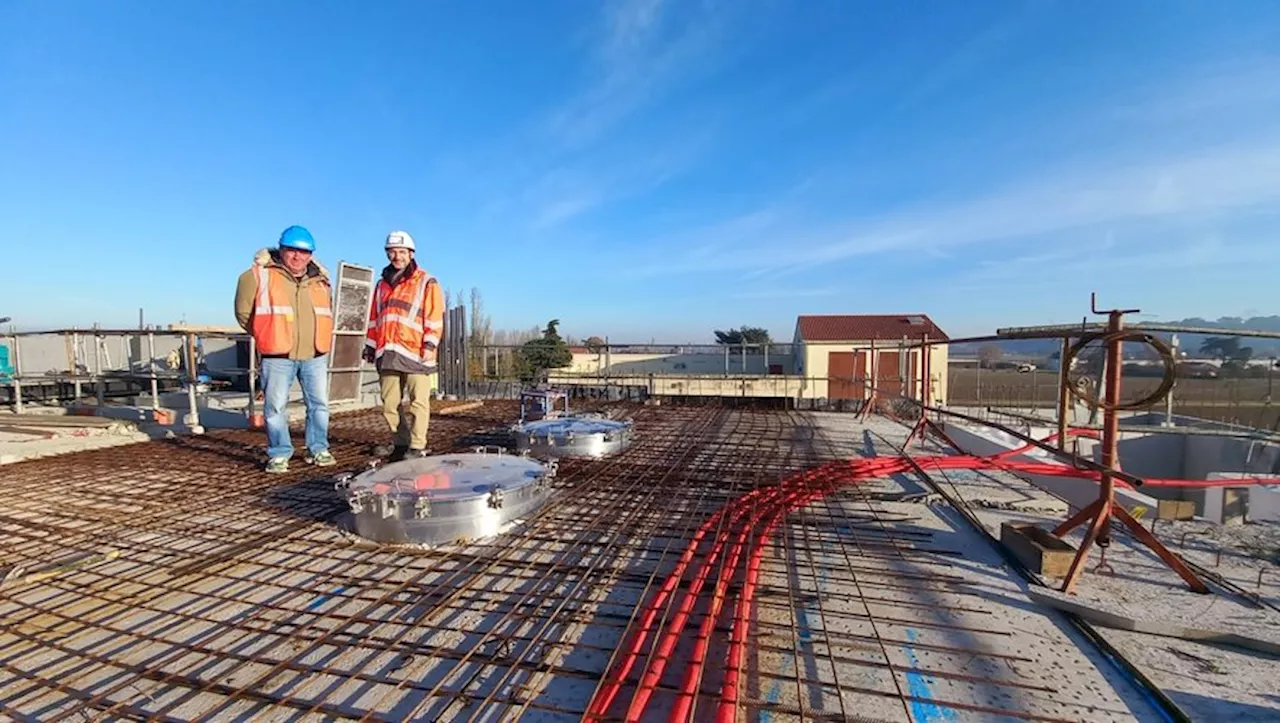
[362,347,376,363]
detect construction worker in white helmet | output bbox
[363,230,444,460]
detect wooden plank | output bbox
[1000,522,1077,577]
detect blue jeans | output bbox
[260,356,330,460]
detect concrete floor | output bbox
[923,422,1280,722]
[0,404,1194,721]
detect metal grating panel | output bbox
[328,262,375,404]
[439,305,468,399]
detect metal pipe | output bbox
[1057,337,1070,450]
[921,334,931,407]
[184,333,201,432]
[867,339,877,402]
[11,334,22,414]
[94,328,105,407]
[72,331,82,401]
[997,321,1280,341]
[248,336,258,422]
[147,332,159,412]
[1096,311,1125,546]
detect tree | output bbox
[714,326,772,346]
[584,335,607,353]
[517,319,573,383]
[1199,336,1240,362]
[467,288,495,379]
[468,288,492,349]
[977,344,1003,369]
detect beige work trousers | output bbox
[378,372,431,450]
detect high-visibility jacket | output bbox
[365,266,443,371]
[249,259,334,357]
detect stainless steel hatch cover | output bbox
[513,413,634,459]
[335,448,557,545]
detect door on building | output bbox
[827,351,866,400]
[877,351,903,397]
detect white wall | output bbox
[2,332,243,376]
[1184,435,1280,480]
[565,350,796,376]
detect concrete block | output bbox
[1001,521,1077,577]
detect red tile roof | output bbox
[796,314,948,342]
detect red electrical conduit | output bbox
[672,470,845,723]
[586,432,1280,722]
[584,502,733,719]
[626,480,791,720]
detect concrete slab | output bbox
[897,428,1280,720]
[0,404,1223,721]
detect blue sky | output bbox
[3,1,1280,342]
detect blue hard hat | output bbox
[279,225,316,251]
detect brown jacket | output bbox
[234,248,331,360]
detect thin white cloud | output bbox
[892,4,1047,114]
[628,138,1280,277]
[549,0,727,148]
[1109,55,1280,122]
[524,134,705,229]
[945,234,1280,294]
[724,286,841,300]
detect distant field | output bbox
[947,367,1279,430]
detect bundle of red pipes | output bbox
[585,430,1279,722]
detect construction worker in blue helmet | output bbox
[234,225,337,473]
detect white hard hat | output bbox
[385,230,416,251]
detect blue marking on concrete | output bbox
[762,556,823,721]
[306,585,347,611]
[902,628,955,721]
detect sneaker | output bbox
[307,449,337,467]
[406,448,430,459]
[265,457,289,474]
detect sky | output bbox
[3,1,1280,342]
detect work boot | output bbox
[374,443,409,461]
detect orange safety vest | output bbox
[366,267,443,366]
[250,263,334,356]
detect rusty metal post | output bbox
[921,334,931,408]
[861,339,878,419]
[1056,294,1208,595]
[1057,337,1070,450]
